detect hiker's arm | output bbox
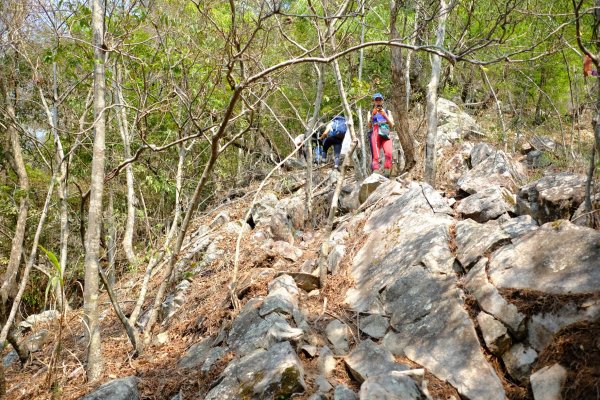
[381,110,394,128]
[320,122,332,140]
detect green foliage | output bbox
[39,245,64,310]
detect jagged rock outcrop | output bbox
[79,377,140,400]
[205,341,306,400]
[488,220,600,294]
[436,98,484,146]
[458,149,526,194]
[516,172,587,224]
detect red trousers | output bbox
[370,125,393,170]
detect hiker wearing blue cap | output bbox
[367,93,394,176]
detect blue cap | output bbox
[373,93,384,100]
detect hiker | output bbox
[584,54,599,77]
[367,93,395,176]
[319,115,347,169]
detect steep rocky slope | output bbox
[4,99,599,400]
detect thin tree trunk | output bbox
[0,75,29,308]
[480,66,507,152]
[391,0,416,173]
[304,63,325,228]
[326,1,360,229]
[99,267,142,354]
[0,177,56,347]
[405,3,420,110]
[356,2,368,177]
[84,0,107,381]
[424,0,450,187]
[38,60,70,312]
[107,186,117,286]
[114,62,138,265]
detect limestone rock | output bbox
[227,299,301,356]
[325,320,349,355]
[530,364,567,400]
[263,240,303,262]
[456,185,516,223]
[277,271,319,292]
[205,341,305,400]
[334,385,358,400]
[488,220,600,294]
[347,213,455,314]
[318,346,336,378]
[516,172,587,224]
[527,300,600,352]
[477,312,511,356]
[359,373,426,400]
[269,209,295,244]
[344,339,409,383]
[436,98,483,147]
[464,258,525,335]
[455,219,510,270]
[502,343,538,384]
[18,310,60,329]
[470,142,494,167]
[359,314,389,339]
[499,215,538,238]
[79,377,139,400]
[328,244,346,275]
[359,173,389,204]
[251,193,279,226]
[458,150,526,194]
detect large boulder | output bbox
[457,150,526,194]
[488,220,600,294]
[251,193,279,226]
[227,299,302,356]
[516,172,587,224]
[205,341,305,400]
[455,219,511,270]
[456,185,516,223]
[436,98,483,146]
[79,377,139,400]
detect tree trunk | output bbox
[304,63,325,228]
[424,0,450,187]
[534,66,547,125]
[391,0,416,173]
[84,0,107,381]
[357,2,368,174]
[114,62,138,265]
[326,1,360,230]
[0,76,29,308]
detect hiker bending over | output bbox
[367,93,394,176]
[319,115,347,169]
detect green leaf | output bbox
[39,245,62,276]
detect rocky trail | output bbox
[4,99,600,400]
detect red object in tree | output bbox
[584,54,598,77]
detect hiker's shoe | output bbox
[383,169,391,178]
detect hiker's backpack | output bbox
[328,116,347,138]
